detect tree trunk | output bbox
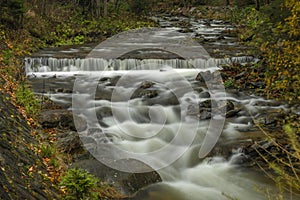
[255,0,260,11]
[226,0,230,6]
[114,0,120,12]
[41,0,46,15]
[96,0,101,18]
[103,0,107,17]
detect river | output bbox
[25,16,288,199]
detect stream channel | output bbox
[25,16,290,200]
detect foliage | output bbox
[15,84,40,117]
[47,14,154,46]
[255,117,300,198]
[128,0,153,15]
[0,0,26,28]
[261,0,300,101]
[40,144,56,158]
[229,0,299,101]
[229,1,300,198]
[60,168,99,200]
[224,77,235,88]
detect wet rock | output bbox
[131,81,159,99]
[122,170,162,194]
[198,91,210,98]
[145,92,179,106]
[255,111,286,126]
[132,89,159,99]
[187,99,236,120]
[251,100,282,107]
[218,100,235,113]
[73,115,88,131]
[129,183,185,200]
[195,71,222,84]
[235,71,247,80]
[109,76,121,86]
[226,108,241,118]
[95,86,113,100]
[96,106,113,119]
[140,81,155,89]
[57,131,85,155]
[36,95,62,110]
[242,140,275,167]
[247,81,266,89]
[71,158,162,195]
[38,110,87,131]
[51,87,73,94]
[178,28,193,33]
[217,35,225,40]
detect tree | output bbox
[263,0,300,100]
[128,0,152,15]
[103,0,107,16]
[255,0,260,10]
[0,0,25,29]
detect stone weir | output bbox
[25,27,256,73]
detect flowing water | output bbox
[25,17,289,199]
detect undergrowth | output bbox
[253,114,300,199]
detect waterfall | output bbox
[24,56,256,73]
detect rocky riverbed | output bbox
[23,15,300,199]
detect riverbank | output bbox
[0,1,156,199]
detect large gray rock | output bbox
[57,131,85,155]
[38,110,87,131]
[187,99,237,120]
[71,158,162,195]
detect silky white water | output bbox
[28,68,282,199]
[25,23,285,199]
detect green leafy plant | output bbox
[60,168,99,200]
[40,144,56,158]
[15,84,40,117]
[1,49,13,65]
[224,77,235,88]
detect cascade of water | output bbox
[24,56,256,73]
[25,17,281,199]
[62,68,280,199]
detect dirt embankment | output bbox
[0,90,59,200]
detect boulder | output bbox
[57,131,85,155]
[38,110,87,131]
[71,158,162,195]
[131,81,159,99]
[195,71,222,85]
[187,99,237,120]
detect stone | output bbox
[57,131,85,155]
[71,158,162,195]
[195,71,222,84]
[255,110,286,126]
[131,81,159,99]
[198,91,210,98]
[38,110,87,131]
[187,99,237,120]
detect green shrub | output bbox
[224,77,235,88]
[40,144,56,158]
[15,85,40,117]
[60,168,99,200]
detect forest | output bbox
[0,0,299,199]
